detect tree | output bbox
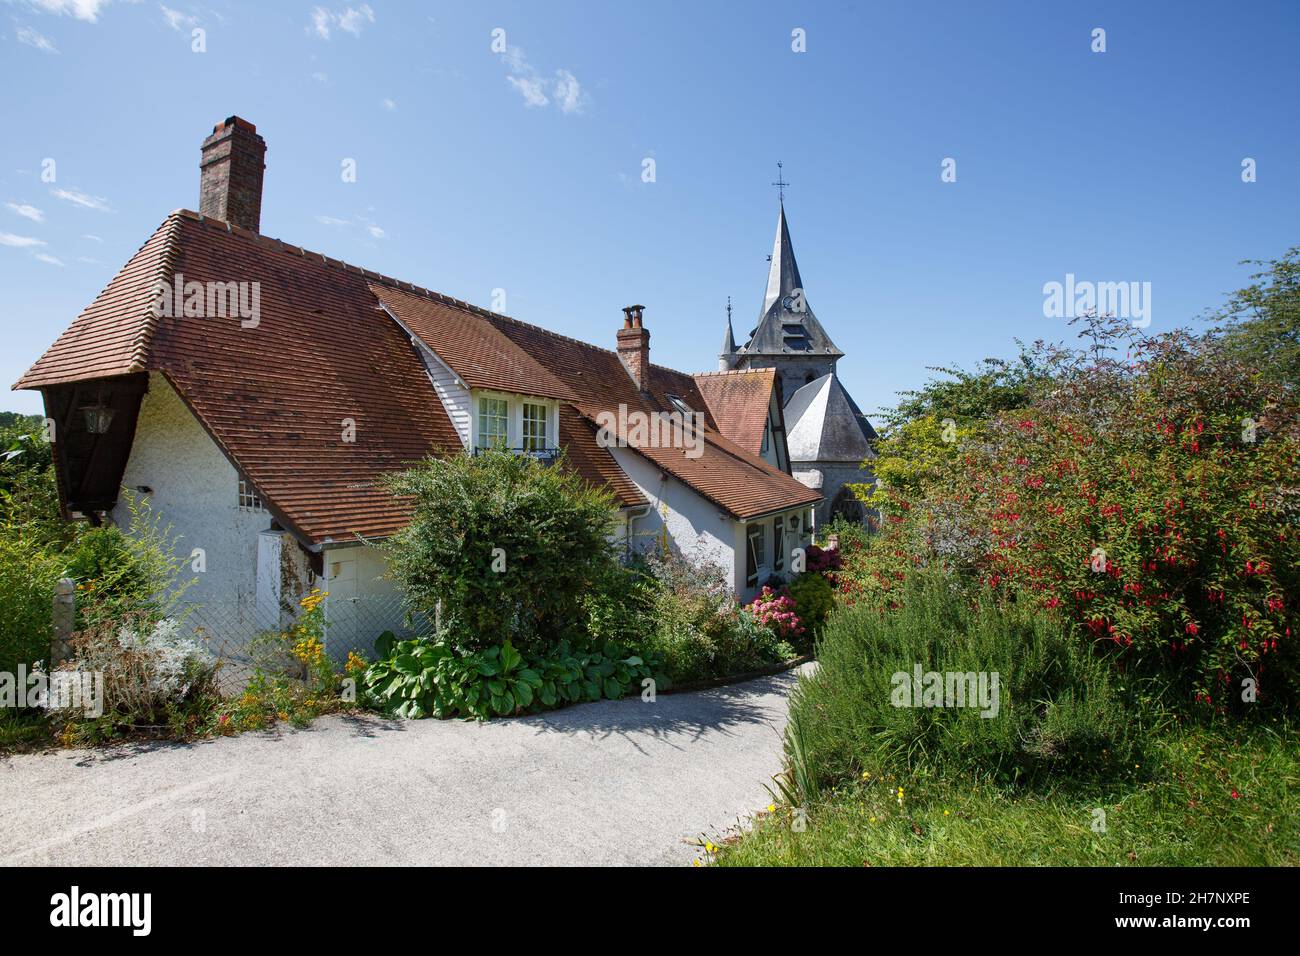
[1210,247,1300,390]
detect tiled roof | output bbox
[471,314,820,520]
[16,209,816,541]
[370,285,576,402]
[691,368,777,456]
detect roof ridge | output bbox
[171,209,698,378]
[692,367,775,379]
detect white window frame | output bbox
[746,522,767,588]
[477,396,509,450]
[238,478,263,512]
[521,401,549,452]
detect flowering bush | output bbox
[748,586,805,643]
[218,589,354,732]
[805,544,843,575]
[857,313,1300,713]
[48,614,220,743]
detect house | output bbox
[14,116,820,656]
[719,199,877,526]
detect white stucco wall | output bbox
[607,446,813,601]
[112,373,277,646]
[608,446,736,578]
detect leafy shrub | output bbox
[362,636,658,720]
[639,552,793,684]
[383,450,618,654]
[0,536,61,676]
[67,491,194,630]
[785,571,1140,797]
[788,572,834,636]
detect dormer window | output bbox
[666,394,692,417]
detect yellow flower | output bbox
[862,771,871,780]
[692,858,702,867]
[943,810,950,816]
[705,841,716,853]
[766,804,776,814]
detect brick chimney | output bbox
[616,305,650,391]
[199,116,267,233]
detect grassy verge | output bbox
[715,718,1298,866]
[712,573,1299,867]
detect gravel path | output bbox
[0,667,805,867]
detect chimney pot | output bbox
[199,115,267,233]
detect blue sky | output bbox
[2,0,1297,419]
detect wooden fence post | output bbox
[52,578,75,666]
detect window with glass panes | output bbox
[478,397,509,449]
[746,523,766,587]
[773,517,784,571]
[522,402,548,452]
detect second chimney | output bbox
[616,305,650,392]
[199,116,267,233]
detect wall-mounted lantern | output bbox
[80,392,114,434]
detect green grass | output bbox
[715,718,1299,866]
[0,711,52,753]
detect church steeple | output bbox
[740,199,843,359]
[719,296,738,370]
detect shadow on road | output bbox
[521,670,803,754]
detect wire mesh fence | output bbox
[168,592,433,693]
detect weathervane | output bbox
[771,161,789,203]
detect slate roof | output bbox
[784,372,877,464]
[738,203,842,359]
[17,209,818,543]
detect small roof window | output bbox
[665,394,693,417]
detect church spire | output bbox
[742,190,843,360]
[719,296,738,370]
[761,201,807,320]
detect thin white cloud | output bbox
[315,215,348,226]
[381,97,396,112]
[34,252,64,266]
[0,232,46,247]
[498,45,587,114]
[50,187,111,211]
[159,4,197,31]
[553,69,584,114]
[311,71,329,85]
[80,233,102,242]
[507,74,549,109]
[24,0,109,21]
[366,224,385,239]
[16,24,58,53]
[6,202,44,222]
[309,3,373,40]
